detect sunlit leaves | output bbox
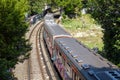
[51,0,83,17]
[0,0,30,79]
[87,0,120,65]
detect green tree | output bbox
[29,0,50,15]
[29,0,83,18]
[50,0,83,18]
[87,0,120,66]
[0,0,30,79]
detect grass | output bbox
[61,14,104,51]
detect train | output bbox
[43,13,120,80]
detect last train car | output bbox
[43,13,120,80]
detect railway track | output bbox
[28,21,60,80]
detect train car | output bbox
[43,14,120,80]
[54,37,120,80]
[43,13,71,58]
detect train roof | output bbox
[44,13,54,21]
[55,37,120,80]
[44,19,71,37]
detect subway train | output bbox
[43,13,120,80]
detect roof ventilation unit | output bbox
[68,49,73,54]
[88,70,95,76]
[75,57,83,63]
[65,46,69,50]
[105,71,120,80]
[108,71,120,80]
[71,54,78,58]
[81,64,90,70]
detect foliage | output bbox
[29,0,51,15]
[0,0,30,79]
[29,0,84,18]
[87,0,120,65]
[43,0,83,18]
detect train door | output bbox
[53,46,59,70]
[52,46,57,61]
[64,62,71,80]
[61,58,65,79]
[44,30,50,47]
[72,70,83,80]
[43,30,48,44]
[46,34,53,56]
[54,49,59,69]
[57,51,66,79]
[72,69,79,80]
[72,69,75,80]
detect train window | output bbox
[58,52,61,59]
[56,48,59,59]
[59,52,65,67]
[46,37,49,41]
[68,63,70,66]
[62,58,65,66]
[57,49,59,54]
[45,31,48,37]
[78,75,82,80]
[75,73,77,80]
[43,31,46,37]
[52,48,57,61]
[72,70,75,80]
[59,52,62,56]
[72,70,82,80]
[70,67,72,79]
[58,52,63,63]
[76,74,80,80]
[65,62,71,77]
[77,75,80,80]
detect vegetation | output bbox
[62,14,104,51]
[87,0,120,66]
[29,0,83,18]
[0,0,30,79]
[29,0,49,15]
[0,0,119,79]
[50,0,83,18]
